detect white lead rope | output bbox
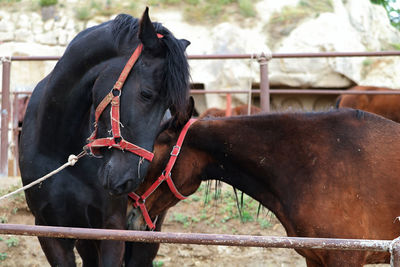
[0,152,86,201]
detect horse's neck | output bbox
[36,23,121,149]
[187,117,295,229]
[46,23,116,93]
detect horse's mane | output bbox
[111,14,190,114]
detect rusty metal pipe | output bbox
[9,51,400,62]
[190,89,400,95]
[259,55,270,112]
[0,224,392,252]
[1,60,11,176]
[7,90,400,96]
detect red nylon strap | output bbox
[114,45,143,91]
[85,137,154,162]
[111,96,121,138]
[88,92,114,141]
[128,192,157,230]
[128,118,197,230]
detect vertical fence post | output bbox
[1,58,11,177]
[258,53,271,112]
[12,93,19,176]
[225,93,232,116]
[391,238,400,267]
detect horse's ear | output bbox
[180,39,190,50]
[171,97,195,130]
[334,96,342,109]
[139,7,161,52]
[180,96,195,125]
[185,96,195,120]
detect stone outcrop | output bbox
[1,0,400,112]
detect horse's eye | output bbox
[140,90,153,100]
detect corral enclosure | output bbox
[1,0,400,266]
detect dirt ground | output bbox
[0,177,388,267]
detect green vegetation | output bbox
[153,260,164,267]
[0,252,7,261]
[238,0,256,17]
[2,0,258,23]
[371,0,400,30]
[39,0,57,7]
[5,237,19,248]
[391,43,400,50]
[362,58,373,66]
[171,212,191,228]
[266,0,333,47]
[167,181,275,232]
[0,0,21,4]
[0,237,19,262]
[0,184,25,205]
[0,216,7,223]
[181,0,258,24]
[258,218,273,229]
[75,5,92,21]
[146,0,258,23]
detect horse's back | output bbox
[287,109,400,247]
[337,85,400,122]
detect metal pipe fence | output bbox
[4,52,400,174]
[2,51,400,265]
[0,224,398,265]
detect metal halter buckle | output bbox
[170,145,181,156]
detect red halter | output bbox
[128,118,197,230]
[84,34,164,162]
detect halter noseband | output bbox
[84,34,164,162]
[128,118,197,230]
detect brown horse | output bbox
[199,104,261,118]
[336,85,400,122]
[130,99,400,266]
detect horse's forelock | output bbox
[111,14,190,114]
[161,33,190,115]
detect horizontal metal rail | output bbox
[190,89,400,95]
[0,224,393,252]
[10,89,400,96]
[8,51,400,61]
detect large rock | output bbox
[269,11,365,88]
[1,0,400,112]
[189,22,268,111]
[269,0,400,88]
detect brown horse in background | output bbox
[336,85,400,122]
[129,99,400,266]
[199,104,261,118]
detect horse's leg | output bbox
[125,210,168,267]
[304,251,365,267]
[76,239,100,267]
[323,251,365,267]
[99,240,125,266]
[38,236,76,267]
[98,198,126,266]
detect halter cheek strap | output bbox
[84,34,164,162]
[128,118,197,230]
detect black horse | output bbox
[19,8,190,266]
